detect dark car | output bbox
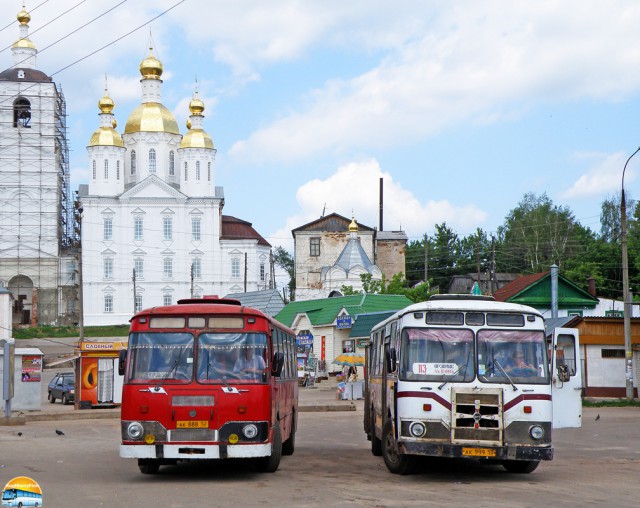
[48,372,75,405]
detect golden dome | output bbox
[189,96,205,115]
[12,37,35,50]
[348,217,358,232]
[139,47,163,80]
[180,129,214,149]
[17,8,30,25]
[88,127,124,148]
[124,102,179,134]
[98,93,114,114]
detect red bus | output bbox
[118,297,298,474]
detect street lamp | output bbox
[621,146,640,400]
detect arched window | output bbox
[149,148,156,174]
[196,161,201,181]
[208,162,211,182]
[184,162,188,181]
[104,159,109,179]
[131,150,137,175]
[13,97,31,128]
[116,160,120,180]
[169,151,175,176]
[92,160,96,180]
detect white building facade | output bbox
[79,48,270,325]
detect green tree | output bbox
[273,246,295,301]
[496,192,586,273]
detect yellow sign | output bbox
[462,447,496,457]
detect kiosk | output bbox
[75,340,127,408]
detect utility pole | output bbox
[423,234,428,283]
[270,251,275,290]
[490,236,496,295]
[132,269,137,314]
[621,147,639,400]
[190,262,194,298]
[244,253,248,292]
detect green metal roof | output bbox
[274,294,412,328]
[507,273,598,308]
[349,311,397,338]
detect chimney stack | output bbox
[587,277,596,297]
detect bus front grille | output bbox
[451,389,503,444]
[169,429,217,442]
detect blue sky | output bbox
[3,0,640,255]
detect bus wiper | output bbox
[154,359,179,391]
[438,364,466,390]
[154,348,184,391]
[495,360,518,391]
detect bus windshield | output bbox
[198,332,268,384]
[400,328,475,382]
[477,329,548,384]
[128,332,194,382]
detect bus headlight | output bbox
[529,425,544,440]
[127,422,144,440]
[409,421,427,438]
[242,424,259,439]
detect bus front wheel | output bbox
[257,423,282,472]
[382,420,415,475]
[502,460,540,474]
[138,459,160,474]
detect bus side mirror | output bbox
[118,350,127,376]
[272,352,284,377]
[384,344,397,374]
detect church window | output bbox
[163,258,173,278]
[169,151,175,176]
[149,148,156,173]
[260,262,265,281]
[134,258,144,279]
[13,97,31,128]
[192,258,202,278]
[163,294,172,306]
[196,161,201,180]
[184,162,188,181]
[231,258,241,279]
[104,294,113,313]
[135,294,143,313]
[131,150,137,175]
[103,218,112,240]
[208,162,211,181]
[192,218,201,241]
[163,217,173,241]
[310,237,321,257]
[104,160,109,179]
[117,161,120,180]
[104,258,113,279]
[134,216,143,240]
[92,160,96,180]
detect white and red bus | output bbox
[118,297,298,474]
[364,295,582,475]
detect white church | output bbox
[79,46,272,326]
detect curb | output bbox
[1,404,357,425]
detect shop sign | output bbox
[296,333,314,346]
[356,338,369,348]
[336,315,352,329]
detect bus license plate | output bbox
[177,420,209,429]
[462,447,496,457]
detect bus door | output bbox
[551,328,582,428]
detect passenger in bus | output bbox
[234,347,266,380]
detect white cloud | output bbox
[562,151,635,199]
[228,2,640,164]
[267,159,488,251]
